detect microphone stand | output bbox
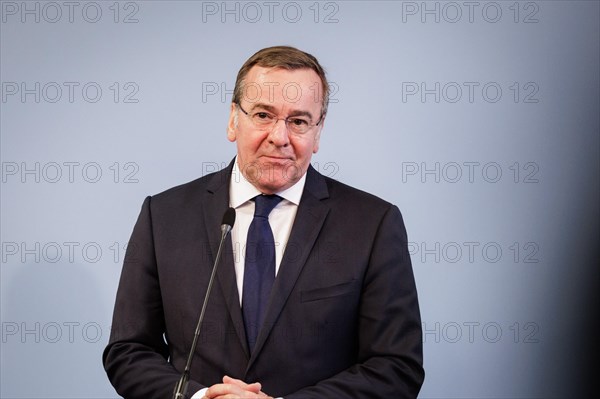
[173,217,234,399]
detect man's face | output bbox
[227,66,324,194]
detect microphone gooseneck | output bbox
[172,207,236,399]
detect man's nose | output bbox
[268,119,290,147]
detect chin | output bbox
[258,175,298,194]
[244,161,304,192]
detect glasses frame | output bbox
[236,103,323,134]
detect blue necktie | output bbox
[242,194,282,352]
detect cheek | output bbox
[238,132,265,153]
[293,139,318,160]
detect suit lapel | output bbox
[203,160,250,359]
[247,166,330,369]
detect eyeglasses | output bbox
[236,103,323,135]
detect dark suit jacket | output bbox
[103,161,424,398]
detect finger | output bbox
[222,375,262,393]
[222,375,243,386]
[210,392,264,399]
[205,383,243,398]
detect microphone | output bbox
[173,207,236,399]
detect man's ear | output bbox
[227,103,237,142]
[312,116,324,153]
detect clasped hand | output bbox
[204,375,273,399]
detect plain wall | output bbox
[1,1,598,397]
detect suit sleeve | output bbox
[102,196,204,398]
[285,205,424,399]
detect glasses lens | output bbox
[287,117,310,134]
[252,112,274,126]
[245,108,312,134]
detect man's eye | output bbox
[254,112,272,120]
[289,118,309,126]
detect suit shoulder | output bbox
[323,175,395,212]
[148,168,228,208]
[152,175,209,199]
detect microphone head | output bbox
[222,207,236,228]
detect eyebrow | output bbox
[250,103,315,120]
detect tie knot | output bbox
[254,195,282,218]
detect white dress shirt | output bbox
[191,158,305,398]
[228,158,305,304]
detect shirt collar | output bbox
[229,157,306,208]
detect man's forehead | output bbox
[246,65,320,82]
[241,66,323,107]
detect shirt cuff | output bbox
[191,386,282,398]
[190,387,208,398]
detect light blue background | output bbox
[1,1,598,398]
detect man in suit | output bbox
[103,46,424,399]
